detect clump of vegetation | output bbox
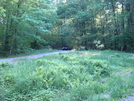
[94,40,105,50]
[0,50,134,101]
[0,62,9,68]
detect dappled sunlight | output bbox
[131,55,134,60]
[117,68,134,77]
[79,51,101,57]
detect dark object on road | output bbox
[62,47,71,50]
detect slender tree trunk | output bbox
[3,16,12,51]
[110,0,119,50]
[9,0,22,54]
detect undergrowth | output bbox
[0,50,134,101]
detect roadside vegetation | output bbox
[0,50,134,101]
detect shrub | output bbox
[79,59,111,77]
[70,82,92,100]
[0,62,10,68]
[4,74,15,84]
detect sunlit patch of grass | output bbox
[0,50,134,101]
[80,50,101,56]
[116,68,134,77]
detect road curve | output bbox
[0,50,75,64]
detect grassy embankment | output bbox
[0,50,134,101]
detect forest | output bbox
[0,0,134,55]
[0,0,134,101]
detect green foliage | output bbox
[0,7,6,17]
[70,82,92,100]
[0,0,57,54]
[1,50,134,100]
[56,0,134,51]
[0,62,9,68]
[1,0,134,52]
[94,40,105,50]
[108,76,130,98]
[56,0,95,48]
[32,89,55,101]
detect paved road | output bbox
[0,50,75,64]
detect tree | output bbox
[57,0,94,49]
[56,0,134,51]
[0,0,57,54]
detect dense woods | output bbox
[0,0,134,55]
[1,1,134,100]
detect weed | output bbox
[1,50,134,101]
[0,62,10,68]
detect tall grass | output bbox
[0,50,134,101]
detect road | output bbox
[0,50,75,64]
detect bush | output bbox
[79,59,111,77]
[0,62,9,68]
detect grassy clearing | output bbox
[0,49,57,59]
[0,50,134,101]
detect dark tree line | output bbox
[57,0,134,51]
[0,0,134,55]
